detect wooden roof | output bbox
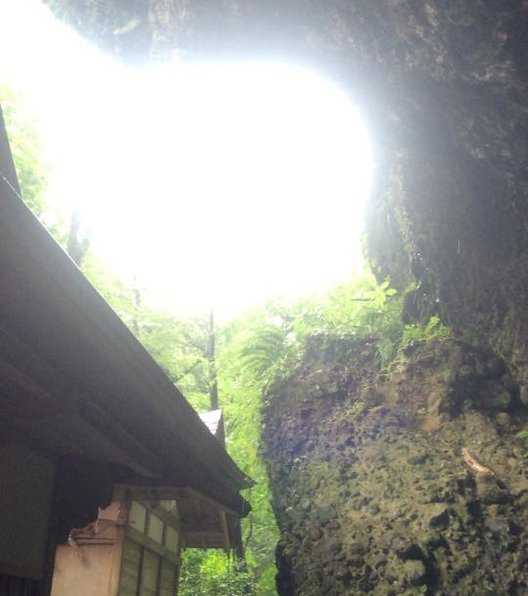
[0,107,251,516]
[113,485,244,555]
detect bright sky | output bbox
[0,0,373,318]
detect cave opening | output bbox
[3,1,528,595]
[0,0,374,317]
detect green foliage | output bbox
[0,84,68,242]
[215,311,282,593]
[0,86,47,215]
[240,323,290,383]
[516,430,528,440]
[83,253,212,410]
[137,311,211,408]
[234,273,405,381]
[229,273,452,391]
[289,274,404,371]
[179,551,255,596]
[83,256,279,592]
[401,315,451,346]
[291,276,395,337]
[81,257,452,595]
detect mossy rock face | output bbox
[263,338,528,595]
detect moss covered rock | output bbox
[263,337,528,594]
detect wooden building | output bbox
[0,107,251,596]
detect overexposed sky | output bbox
[0,0,373,318]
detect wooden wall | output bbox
[0,444,55,581]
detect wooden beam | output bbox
[181,531,226,549]
[219,511,231,554]
[174,487,240,518]
[124,527,180,566]
[9,414,161,478]
[113,486,240,519]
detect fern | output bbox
[401,315,451,347]
[240,323,290,382]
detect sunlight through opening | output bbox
[0,0,373,317]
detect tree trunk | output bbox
[207,309,219,410]
[66,210,90,267]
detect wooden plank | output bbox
[0,444,55,581]
[181,531,226,549]
[10,414,160,477]
[138,550,159,596]
[159,560,177,596]
[51,544,115,596]
[176,487,240,518]
[115,485,239,529]
[106,527,125,596]
[219,511,231,554]
[0,322,162,477]
[0,320,82,414]
[118,539,141,596]
[124,528,179,567]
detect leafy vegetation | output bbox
[179,551,255,595]
[81,253,456,596]
[0,84,68,242]
[0,85,47,214]
[401,315,451,345]
[231,274,450,387]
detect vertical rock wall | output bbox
[263,337,528,594]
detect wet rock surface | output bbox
[263,337,528,595]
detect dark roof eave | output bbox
[0,106,252,500]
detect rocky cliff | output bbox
[263,337,528,594]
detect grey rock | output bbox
[403,559,427,586]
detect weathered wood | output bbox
[118,538,141,596]
[219,511,231,554]
[51,544,117,596]
[180,531,227,549]
[124,528,180,567]
[0,444,56,581]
